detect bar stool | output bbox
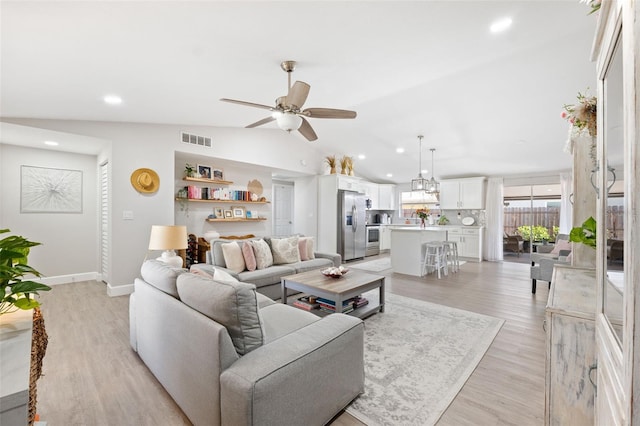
[421,241,448,279]
[442,241,459,273]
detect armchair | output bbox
[503,234,524,256]
[530,252,571,294]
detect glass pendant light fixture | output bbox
[411,135,429,191]
[425,148,440,194]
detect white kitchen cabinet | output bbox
[379,226,391,251]
[378,184,396,210]
[361,181,379,209]
[439,177,486,210]
[336,175,363,192]
[446,226,483,262]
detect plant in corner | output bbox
[569,216,597,248]
[0,229,50,315]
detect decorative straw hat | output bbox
[130,168,160,193]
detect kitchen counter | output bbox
[390,227,448,276]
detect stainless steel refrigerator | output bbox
[337,190,367,261]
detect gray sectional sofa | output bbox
[191,237,341,300]
[130,260,364,426]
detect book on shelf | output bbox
[315,297,353,308]
[319,304,354,314]
[293,295,320,311]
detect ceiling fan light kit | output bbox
[220,60,357,141]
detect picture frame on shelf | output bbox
[213,168,224,180]
[232,206,246,218]
[214,208,224,218]
[224,209,233,218]
[245,211,252,219]
[197,164,212,179]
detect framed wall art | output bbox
[214,208,224,218]
[213,168,224,180]
[232,206,245,218]
[21,165,83,213]
[197,164,212,179]
[224,209,233,219]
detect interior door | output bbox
[273,182,294,236]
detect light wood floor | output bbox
[36,256,548,425]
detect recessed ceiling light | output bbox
[44,140,59,146]
[386,173,393,178]
[358,154,366,160]
[103,95,122,105]
[490,17,512,33]
[396,148,405,154]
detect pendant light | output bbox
[425,148,439,194]
[411,135,429,191]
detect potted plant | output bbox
[325,155,337,174]
[0,229,50,315]
[184,163,196,178]
[569,216,596,248]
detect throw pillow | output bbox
[550,239,571,255]
[221,241,246,273]
[176,273,264,356]
[213,267,239,282]
[298,237,309,261]
[241,241,257,271]
[306,236,315,259]
[270,235,301,264]
[251,239,274,269]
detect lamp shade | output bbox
[276,112,303,131]
[148,225,188,250]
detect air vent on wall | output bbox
[181,132,212,148]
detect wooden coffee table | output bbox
[281,269,385,319]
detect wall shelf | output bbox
[175,198,269,204]
[183,177,233,185]
[206,218,267,223]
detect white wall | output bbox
[1,118,324,295]
[0,144,99,277]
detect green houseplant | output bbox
[0,229,50,315]
[569,216,597,248]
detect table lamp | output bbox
[148,225,188,268]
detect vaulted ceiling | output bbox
[0,1,597,184]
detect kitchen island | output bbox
[390,227,448,276]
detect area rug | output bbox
[346,292,504,425]
[350,258,392,272]
[350,257,466,273]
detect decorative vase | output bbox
[330,166,336,174]
[420,218,426,228]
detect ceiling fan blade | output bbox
[246,116,276,128]
[298,117,318,141]
[287,81,310,109]
[303,107,357,119]
[220,98,274,111]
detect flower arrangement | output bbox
[562,91,597,137]
[570,216,597,248]
[415,208,430,220]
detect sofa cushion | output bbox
[270,235,301,265]
[259,303,320,344]
[242,242,257,271]
[290,258,334,274]
[251,239,274,269]
[140,260,187,298]
[176,273,264,356]
[237,265,296,288]
[221,241,246,273]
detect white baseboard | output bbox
[107,283,134,297]
[36,272,99,286]
[33,272,134,297]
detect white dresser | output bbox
[545,265,596,425]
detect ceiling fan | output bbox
[220,60,357,141]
